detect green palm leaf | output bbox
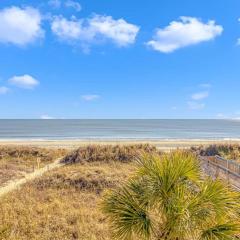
[102,151,240,240]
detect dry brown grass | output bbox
[0,144,157,239]
[0,146,68,186]
[0,161,135,240]
[0,144,239,239]
[62,144,158,164]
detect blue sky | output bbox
[0,0,240,119]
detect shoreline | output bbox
[0,138,239,150]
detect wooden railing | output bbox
[214,156,240,175]
[199,155,240,191]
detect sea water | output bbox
[0,119,239,140]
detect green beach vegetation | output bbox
[102,151,240,240]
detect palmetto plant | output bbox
[102,151,240,240]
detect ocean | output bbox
[0,119,239,140]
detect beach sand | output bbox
[0,139,239,150]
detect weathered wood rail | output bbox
[199,155,240,191]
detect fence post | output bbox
[227,159,229,184]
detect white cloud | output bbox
[216,113,226,119]
[51,15,140,48]
[0,86,9,95]
[8,74,39,89]
[216,111,240,120]
[48,0,61,8]
[51,16,82,40]
[147,16,223,53]
[40,114,55,119]
[65,0,82,12]
[0,6,44,46]
[188,101,205,110]
[199,83,211,89]
[81,94,100,101]
[235,110,240,115]
[48,0,81,11]
[191,91,209,100]
[88,15,139,46]
[188,84,210,110]
[237,18,240,45]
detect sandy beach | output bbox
[0,139,239,150]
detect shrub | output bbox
[192,144,240,162]
[62,144,158,164]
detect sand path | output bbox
[0,158,64,198]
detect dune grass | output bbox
[0,144,238,239]
[0,161,135,239]
[0,144,155,239]
[62,144,158,164]
[0,146,68,186]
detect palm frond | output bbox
[201,223,240,240]
[101,181,153,240]
[101,151,240,240]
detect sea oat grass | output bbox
[62,144,158,164]
[0,159,135,239]
[0,146,68,186]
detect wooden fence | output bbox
[199,155,240,191]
